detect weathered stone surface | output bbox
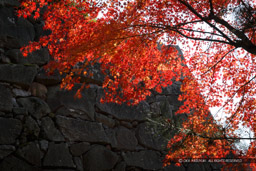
[167,95,182,111]
[96,89,149,121]
[210,163,223,170]
[47,84,95,120]
[115,127,138,150]
[0,0,20,7]
[12,88,31,97]
[136,123,167,151]
[150,100,173,118]
[83,145,118,171]
[150,102,161,116]
[160,100,174,118]
[0,145,15,159]
[39,140,48,152]
[0,7,35,48]
[155,95,167,101]
[0,156,41,171]
[74,157,83,171]
[35,68,61,86]
[0,54,10,63]
[24,116,40,137]
[12,98,19,108]
[70,142,91,156]
[13,107,28,115]
[114,162,126,171]
[6,48,49,66]
[0,117,22,144]
[174,113,188,128]
[56,115,110,143]
[0,111,4,116]
[186,163,211,171]
[122,150,162,170]
[0,64,37,88]
[163,164,186,171]
[43,143,75,168]
[17,142,41,166]
[56,106,94,121]
[162,81,182,95]
[120,121,133,129]
[41,117,64,141]
[43,168,76,171]
[0,84,12,112]
[95,112,115,128]
[17,97,51,119]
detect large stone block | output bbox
[163,164,186,171]
[0,7,35,48]
[0,84,12,112]
[95,112,115,128]
[41,116,64,141]
[17,97,51,119]
[6,48,50,66]
[106,127,138,150]
[17,142,41,166]
[0,145,15,159]
[0,117,22,144]
[24,116,40,137]
[47,84,95,120]
[55,106,94,121]
[70,142,90,156]
[0,156,41,171]
[36,68,62,86]
[0,0,20,7]
[96,88,149,121]
[136,123,168,151]
[122,150,162,170]
[83,145,118,171]
[56,115,110,143]
[43,143,75,168]
[0,64,37,88]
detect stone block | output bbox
[0,117,22,144]
[0,84,12,112]
[83,145,118,171]
[56,115,110,143]
[43,143,75,168]
[0,64,37,88]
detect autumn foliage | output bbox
[17,0,255,169]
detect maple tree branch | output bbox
[224,88,246,130]
[179,127,256,140]
[214,75,256,117]
[175,29,230,44]
[129,23,224,38]
[177,0,235,44]
[208,0,214,15]
[212,16,256,55]
[178,0,256,55]
[201,48,237,75]
[175,19,205,27]
[177,27,223,37]
[196,134,256,140]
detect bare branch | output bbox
[175,29,231,44]
[213,75,256,116]
[201,48,237,75]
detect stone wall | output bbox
[0,1,225,171]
